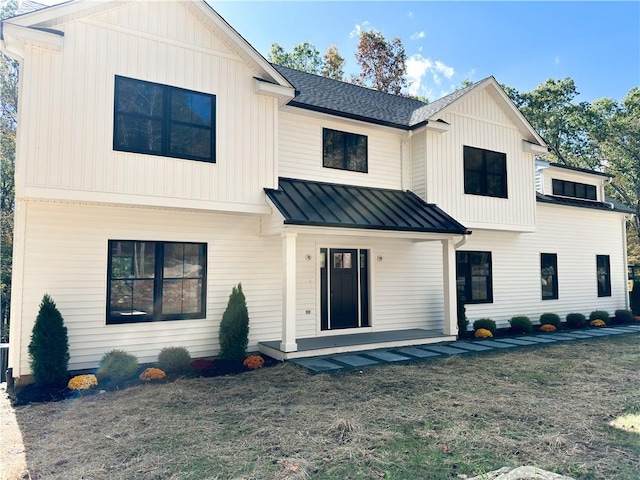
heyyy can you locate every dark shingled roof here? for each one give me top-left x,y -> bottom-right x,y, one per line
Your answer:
536,193 -> 633,213
265,178 -> 470,234
272,64 -> 486,130
16,0 -> 48,16
548,162 -> 614,178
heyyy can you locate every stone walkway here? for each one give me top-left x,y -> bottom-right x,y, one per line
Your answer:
291,325 -> 640,373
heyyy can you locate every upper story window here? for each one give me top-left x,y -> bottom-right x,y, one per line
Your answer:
323,128 -> 368,173
463,146 -> 507,198
107,240 -> 207,324
114,76 -> 216,163
456,251 -> 493,304
552,179 -> 597,201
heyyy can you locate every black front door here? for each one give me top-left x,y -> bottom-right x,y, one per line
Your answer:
329,249 -> 359,329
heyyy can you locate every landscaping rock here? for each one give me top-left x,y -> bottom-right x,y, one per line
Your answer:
467,466 -> 575,480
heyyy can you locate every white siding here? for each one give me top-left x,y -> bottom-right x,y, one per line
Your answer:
14,201 -> 282,374
18,1 -> 277,212
279,111 -> 403,189
543,167 -> 606,202
462,203 -> 628,328
424,87 -> 537,231
411,129 -> 426,199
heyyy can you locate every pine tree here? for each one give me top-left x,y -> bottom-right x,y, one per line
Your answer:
28,294 -> 69,385
218,284 -> 249,361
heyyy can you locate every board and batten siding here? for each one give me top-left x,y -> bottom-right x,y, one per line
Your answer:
278,111 -> 404,189
13,201 -> 282,375
293,235 -> 445,339
410,128 -> 426,199
423,87 -> 537,231
17,1 -> 277,213
461,203 -> 628,328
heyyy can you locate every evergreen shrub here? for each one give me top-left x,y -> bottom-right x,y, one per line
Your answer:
509,316 -> 533,334
219,284 -> 250,361
158,346 -> 192,374
566,313 -> 587,329
472,318 -> 496,335
539,312 -> 561,329
97,349 -> 139,381
28,294 -> 70,386
589,310 -> 610,323
613,309 -> 633,324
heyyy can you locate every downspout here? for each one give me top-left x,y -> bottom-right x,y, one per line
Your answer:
454,234 -> 470,249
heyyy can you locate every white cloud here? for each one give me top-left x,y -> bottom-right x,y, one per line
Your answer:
434,61 -> 455,79
406,54 -> 458,99
406,54 -> 433,96
407,11 -> 414,18
349,21 -> 371,38
555,56 -> 560,65
432,73 -> 441,85
410,31 -> 426,40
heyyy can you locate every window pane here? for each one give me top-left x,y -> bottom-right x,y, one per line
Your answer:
586,185 -> 597,200
343,253 -> 352,268
132,279 -> 154,315
110,279 -> 133,315
465,171 -> 483,195
485,152 -> 505,174
133,243 -> 156,278
183,244 -> 204,277
170,124 -> 212,159
116,78 -> 163,116
471,276 -> 488,301
346,134 -> 367,172
115,116 -> 163,153
162,279 -> 183,314
171,90 -> 212,126
552,179 -> 563,195
323,129 -> 344,169
486,173 -> 505,197
464,147 -> 483,171
333,252 -> 343,269
164,243 -> 185,278
182,279 -> 202,314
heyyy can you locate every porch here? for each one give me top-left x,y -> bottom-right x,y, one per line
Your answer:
258,328 -> 456,360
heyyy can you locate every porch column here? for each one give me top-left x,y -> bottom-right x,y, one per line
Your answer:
281,231 -> 298,352
441,239 -> 458,336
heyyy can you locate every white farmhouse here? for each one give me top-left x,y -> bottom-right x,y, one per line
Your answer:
1,0 -> 631,383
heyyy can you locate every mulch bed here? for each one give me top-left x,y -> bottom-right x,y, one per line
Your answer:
10,354 -> 278,406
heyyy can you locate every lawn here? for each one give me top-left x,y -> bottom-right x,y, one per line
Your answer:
3,335 -> 640,480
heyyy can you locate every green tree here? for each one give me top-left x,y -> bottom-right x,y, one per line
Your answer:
28,294 -> 70,386
354,29 -> 408,95
322,44 -> 345,81
0,0 -> 18,343
218,283 -> 249,361
268,41 -> 323,75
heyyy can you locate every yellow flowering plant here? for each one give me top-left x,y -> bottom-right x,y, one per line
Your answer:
540,324 -> 556,332
67,374 -> 98,391
243,355 -> 265,369
590,319 -> 606,327
474,328 -> 493,339
139,367 -> 166,381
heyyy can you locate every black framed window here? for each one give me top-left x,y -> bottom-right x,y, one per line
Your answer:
464,146 -> 507,198
107,240 -> 207,324
541,253 -> 558,300
596,255 -> 611,297
323,128 -> 368,173
552,179 -> 597,200
114,76 -> 216,162
456,251 -> 493,304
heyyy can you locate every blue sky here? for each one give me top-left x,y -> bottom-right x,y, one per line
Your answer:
36,1 -> 639,103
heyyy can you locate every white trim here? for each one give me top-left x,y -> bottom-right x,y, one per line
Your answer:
425,121 -> 450,133
285,225 -> 460,241
281,232 -> 298,352
0,23 -> 63,58
253,78 -> 295,105
523,140 -> 548,155
441,239 -> 458,336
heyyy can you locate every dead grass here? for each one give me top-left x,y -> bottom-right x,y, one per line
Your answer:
4,335 -> 640,480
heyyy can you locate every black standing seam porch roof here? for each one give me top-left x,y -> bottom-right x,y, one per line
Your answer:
265,178 -> 470,235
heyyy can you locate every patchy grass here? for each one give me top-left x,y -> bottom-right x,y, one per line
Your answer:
4,335 -> 640,480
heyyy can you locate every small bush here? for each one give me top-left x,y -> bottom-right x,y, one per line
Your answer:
157,347 -> 192,374
67,374 -> 98,391
589,310 -> 610,323
473,318 -> 496,335
613,309 -> 633,324
243,355 -> 265,369
28,294 -> 70,386
540,324 -> 556,332
139,368 -> 166,381
590,319 -> 606,328
190,358 -> 215,373
474,328 -> 493,338
509,316 -> 533,334
566,313 -> 587,329
98,349 -> 139,381
219,283 -> 250,361
539,312 -> 561,329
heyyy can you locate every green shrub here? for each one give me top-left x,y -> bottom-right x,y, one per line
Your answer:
566,313 -> 587,329
472,318 -> 496,335
589,310 -> 610,323
97,349 -> 139,381
613,309 -> 633,324
539,312 -> 561,329
509,316 -> 533,334
219,283 -> 250,361
457,297 -> 468,339
28,294 -> 70,386
158,346 -> 192,374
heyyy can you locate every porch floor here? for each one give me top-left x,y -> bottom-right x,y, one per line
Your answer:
258,328 -> 456,360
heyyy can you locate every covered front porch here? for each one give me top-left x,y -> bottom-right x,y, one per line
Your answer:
261,178 -> 470,361
258,328 -> 456,360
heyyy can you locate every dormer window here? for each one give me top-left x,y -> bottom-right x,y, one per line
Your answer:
463,146 -> 507,198
552,179 -> 596,201
323,128 -> 368,173
114,76 -> 216,163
